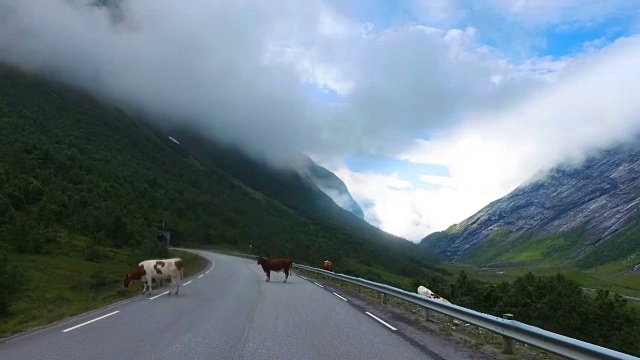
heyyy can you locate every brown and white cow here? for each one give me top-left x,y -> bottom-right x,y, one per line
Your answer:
256,256 -> 292,283
417,285 -> 450,304
322,260 -> 333,272
124,258 -> 184,295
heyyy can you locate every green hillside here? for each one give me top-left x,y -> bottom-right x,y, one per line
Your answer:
0,65 -> 446,331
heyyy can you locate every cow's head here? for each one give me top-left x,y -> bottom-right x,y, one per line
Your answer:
256,256 -> 266,265
123,265 -> 146,288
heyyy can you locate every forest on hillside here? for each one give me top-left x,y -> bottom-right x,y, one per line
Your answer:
0,66 -> 445,315
413,271 -> 640,356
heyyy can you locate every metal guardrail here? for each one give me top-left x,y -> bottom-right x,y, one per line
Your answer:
292,263 -> 639,360
223,252 -> 638,359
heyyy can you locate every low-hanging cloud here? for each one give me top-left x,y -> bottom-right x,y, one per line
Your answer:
0,0 -> 548,167
389,35 -> 640,240
4,1 -> 640,242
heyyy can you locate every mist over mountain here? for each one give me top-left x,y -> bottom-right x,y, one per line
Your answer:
420,136 -> 640,272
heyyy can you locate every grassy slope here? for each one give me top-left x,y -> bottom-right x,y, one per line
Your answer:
425,217 -> 640,299
0,65 -> 443,273
442,259 -> 640,302
0,65 -> 447,335
460,228 -> 586,267
1,238 -> 207,338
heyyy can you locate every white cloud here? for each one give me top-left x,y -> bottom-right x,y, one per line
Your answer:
418,175 -> 456,188
412,0 -> 466,27
341,34 -> 640,241
332,166 -> 492,241
0,0 -> 539,166
2,1 -> 640,242
488,0 -> 637,28
407,0 -> 639,60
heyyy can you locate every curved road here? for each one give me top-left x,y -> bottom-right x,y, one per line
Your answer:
0,250 -> 480,360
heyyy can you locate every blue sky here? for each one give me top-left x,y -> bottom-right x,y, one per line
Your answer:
323,0 -> 640,192
344,155 -> 449,188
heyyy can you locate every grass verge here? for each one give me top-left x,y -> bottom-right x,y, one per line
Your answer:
0,243 -> 207,339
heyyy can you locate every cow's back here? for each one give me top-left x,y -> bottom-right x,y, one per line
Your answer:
263,258 -> 290,270
139,258 -> 183,279
274,258 -> 292,270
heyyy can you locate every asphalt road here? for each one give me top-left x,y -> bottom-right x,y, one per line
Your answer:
0,250 -> 478,360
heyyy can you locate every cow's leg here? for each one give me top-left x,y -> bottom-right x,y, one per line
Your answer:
147,277 -> 154,295
173,275 -> 180,295
284,267 -> 289,283
266,270 -> 270,282
141,278 -> 149,294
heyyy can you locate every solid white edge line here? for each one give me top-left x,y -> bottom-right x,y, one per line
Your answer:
365,312 -> 397,331
149,291 -> 170,300
62,311 -> 120,333
299,276 -> 308,280
333,292 -> 348,301
313,282 -> 323,288
198,274 -> 204,279
183,280 -> 193,286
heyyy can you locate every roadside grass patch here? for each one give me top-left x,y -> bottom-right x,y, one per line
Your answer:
0,237 -> 207,339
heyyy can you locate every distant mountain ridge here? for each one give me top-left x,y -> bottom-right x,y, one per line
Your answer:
156,131 -> 365,219
294,155 -> 365,219
420,137 -> 640,270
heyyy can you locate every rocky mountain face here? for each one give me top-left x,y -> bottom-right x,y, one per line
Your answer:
420,138 -> 640,264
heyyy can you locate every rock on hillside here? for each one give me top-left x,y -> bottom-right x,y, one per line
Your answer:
420,138 -> 640,262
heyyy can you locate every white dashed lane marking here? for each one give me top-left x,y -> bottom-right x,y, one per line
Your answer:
297,274 -> 395,332
197,274 -> 204,279
61,311 -> 120,333
365,312 -> 397,331
333,292 -> 348,301
149,291 -> 170,300
183,280 -> 193,286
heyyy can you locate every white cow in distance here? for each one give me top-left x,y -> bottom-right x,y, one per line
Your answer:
124,258 -> 184,295
417,285 -> 451,304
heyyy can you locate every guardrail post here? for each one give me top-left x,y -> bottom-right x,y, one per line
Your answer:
502,313 -> 514,355
382,293 -> 388,305
246,262 -> 639,360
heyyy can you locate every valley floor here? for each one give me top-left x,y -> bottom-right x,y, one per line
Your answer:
443,261 -> 640,306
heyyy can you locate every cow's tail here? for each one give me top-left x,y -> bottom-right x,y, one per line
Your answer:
180,266 -> 184,280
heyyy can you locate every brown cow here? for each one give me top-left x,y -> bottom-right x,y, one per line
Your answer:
256,256 -> 292,283
322,260 -> 333,272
